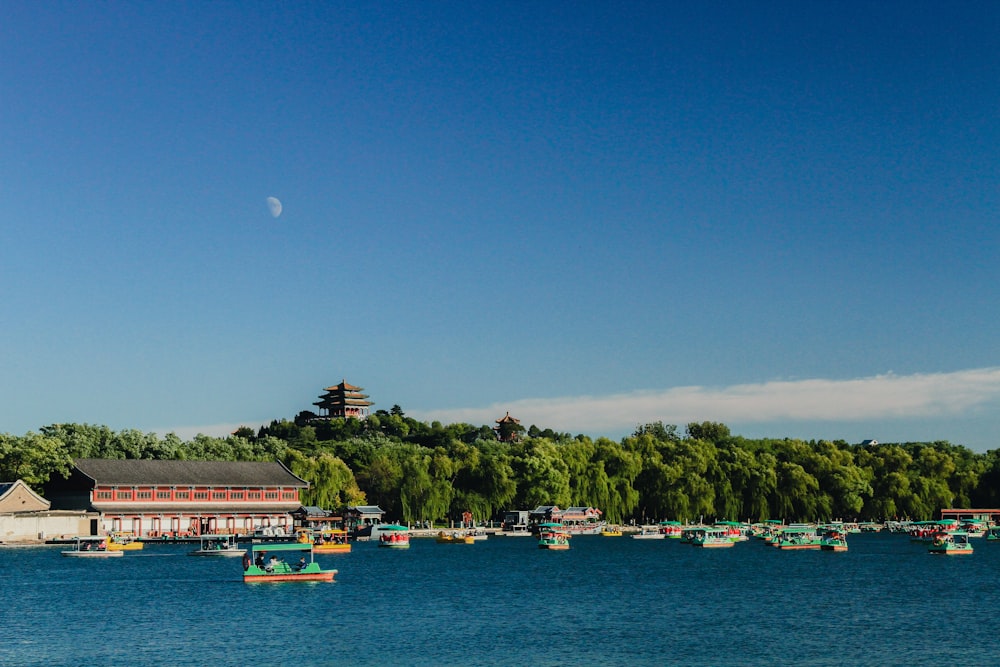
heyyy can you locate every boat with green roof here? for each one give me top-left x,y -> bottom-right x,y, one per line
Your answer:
928,531 -> 973,555
537,523 -> 570,550
377,524 -> 411,549
242,542 -> 337,582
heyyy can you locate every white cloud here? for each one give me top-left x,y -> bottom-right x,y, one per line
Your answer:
410,367 -> 1000,434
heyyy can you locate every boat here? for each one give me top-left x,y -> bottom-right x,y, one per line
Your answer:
468,528 -> 489,541
689,527 -> 736,548
600,526 -> 622,537
189,534 -> 245,557
311,528 -> 352,553
819,529 -> 849,552
537,523 -> 570,550
960,520 -> 987,538
377,524 -> 411,549
658,521 -> 683,538
774,526 -> 822,550
436,530 -> 475,544
632,526 -> 666,540
986,526 -> 1000,541
928,531 -> 973,555
61,536 -> 123,558
242,542 -> 337,582
106,531 -> 143,551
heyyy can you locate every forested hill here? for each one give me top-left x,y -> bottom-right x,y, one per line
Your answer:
3,409 -> 998,524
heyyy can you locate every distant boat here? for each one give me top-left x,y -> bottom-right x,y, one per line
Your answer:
107,531 -> 143,551
537,523 -> 570,550
377,524 -> 411,549
436,531 -> 475,544
819,530 -> 848,552
689,527 -> 735,548
631,527 -> 665,540
61,536 -> 122,558
189,534 -> 245,557
928,531 -> 973,555
773,526 -> 822,550
600,527 -> 622,537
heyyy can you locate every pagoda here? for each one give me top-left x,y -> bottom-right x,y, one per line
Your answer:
313,380 -> 374,420
494,411 -> 522,442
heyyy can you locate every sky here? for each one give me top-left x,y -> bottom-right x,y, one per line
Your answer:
2,2 -> 998,450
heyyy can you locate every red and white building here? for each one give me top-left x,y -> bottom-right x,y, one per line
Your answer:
44,458 -> 308,537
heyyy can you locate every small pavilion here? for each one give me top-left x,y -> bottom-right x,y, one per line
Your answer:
494,412 -> 522,442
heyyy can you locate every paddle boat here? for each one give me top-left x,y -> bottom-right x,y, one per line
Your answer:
377,524 -> 411,549
311,528 -> 352,553
61,536 -> 122,558
690,527 -> 736,548
106,531 -> 143,551
600,526 -> 623,537
658,521 -> 683,538
986,526 -> 1000,541
928,531 -> 973,555
819,529 -> 849,552
242,542 -> 337,582
436,530 -> 475,544
960,520 -> 987,538
189,533 -> 244,557
537,523 -> 570,550
632,526 -> 666,540
773,526 -> 822,550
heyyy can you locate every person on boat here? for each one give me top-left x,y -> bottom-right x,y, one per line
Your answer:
255,552 -> 266,568
295,557 -> 307,571
266,555 -> 280,572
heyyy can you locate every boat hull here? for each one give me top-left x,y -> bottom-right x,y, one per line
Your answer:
189,549 -> 246,557
61,550 -> 123,557
313,544 -> 352,553
243,570 -> 337,582
538,543 -> 570,550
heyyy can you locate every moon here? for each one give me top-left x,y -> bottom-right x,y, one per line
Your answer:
266,196 -> 282,218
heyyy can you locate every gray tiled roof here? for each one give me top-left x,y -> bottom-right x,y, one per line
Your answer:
73,459 -> 308,487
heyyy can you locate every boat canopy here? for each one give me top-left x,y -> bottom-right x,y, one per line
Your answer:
380,524 -> 408,531
249,542 -> 315,554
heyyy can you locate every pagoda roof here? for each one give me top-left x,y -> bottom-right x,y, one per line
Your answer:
72,459 -> 308,487
495,411 -> 520,424
323,379 -> 365,392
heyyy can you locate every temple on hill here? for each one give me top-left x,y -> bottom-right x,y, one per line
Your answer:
494,412 -> 522,442
313,380 -> 374,420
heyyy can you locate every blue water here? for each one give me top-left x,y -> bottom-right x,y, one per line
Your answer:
1,533 -> 998,666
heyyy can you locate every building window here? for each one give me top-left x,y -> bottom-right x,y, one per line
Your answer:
231,492 -> 245,500
116,491 -> 132,500
175,491 -> 190,500
96,491 -> 112,500
156,491 -> 171,500
212,491 -> 227,500
283,491 -> 297,500
137,491 -> 152,500
193,492 -> 209,500
264,492 -> 278,500
248,492 -> 261,500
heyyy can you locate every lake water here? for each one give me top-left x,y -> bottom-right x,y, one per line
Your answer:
1,533 -> 998,666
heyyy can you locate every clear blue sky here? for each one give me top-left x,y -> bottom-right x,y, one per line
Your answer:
2,2 -> 998,449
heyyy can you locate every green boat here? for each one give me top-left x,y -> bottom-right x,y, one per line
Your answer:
928,531 -> 973,555
773,526 -> 822,550
537,523 -> 570,550
242,542 -> 337,582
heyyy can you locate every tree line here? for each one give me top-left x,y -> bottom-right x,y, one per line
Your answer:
3,408 -> 999,524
